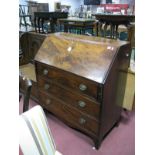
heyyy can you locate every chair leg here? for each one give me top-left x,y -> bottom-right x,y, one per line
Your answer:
19,93 -> 22,101
23,17 -> 28,31
23,85 -> 31,112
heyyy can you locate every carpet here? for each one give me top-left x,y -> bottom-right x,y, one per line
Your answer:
19,99 -> 135,155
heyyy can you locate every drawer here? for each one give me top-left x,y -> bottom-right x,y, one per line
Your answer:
35,62 -> 99,100
38,91 -> 99,135
38,77 -> 100,120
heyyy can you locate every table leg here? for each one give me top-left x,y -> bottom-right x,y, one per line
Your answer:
112,25 -> 115,39
64,24 -> 68,32
110,23 -> 113,38
104,24 -> 108,38
91,28 -> 93,36
115,25 -> 118,39
127,24 -> 135,43
59,22 -> 62,32
96,22 -> 98,36
34,17 -> 37,32
41,18 -> 44,33
37,17 -> 40,33
83,28 -> 85,35
50,18 -> 55,33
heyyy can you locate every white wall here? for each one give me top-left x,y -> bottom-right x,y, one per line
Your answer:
19,0 -> 27,5
20,0 -> 82,12
30,0 -> 54,11
60,0 -> 81,13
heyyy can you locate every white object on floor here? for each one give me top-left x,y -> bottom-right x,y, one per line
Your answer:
19,105 -> 62,155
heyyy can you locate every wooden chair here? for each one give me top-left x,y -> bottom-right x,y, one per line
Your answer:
19,5 -> 32,30
19,73 -> 32,112
19,32 -> 33,113
19,32 -> 25,63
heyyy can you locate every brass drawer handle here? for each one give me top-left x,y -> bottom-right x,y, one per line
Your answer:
44,84 -> 50,90
46,99 -> 51,105
79,118 -> 86,125
79,84 -> 87,91
78,101 -> 86,108
43,69 -> 48,75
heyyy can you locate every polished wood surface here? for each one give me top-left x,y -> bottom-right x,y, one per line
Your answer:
39,91 -> 99,135
94,14 -> 135,23
36,62 -> 98,99
34,32 -> 131,149
37,76 -> 100,119
35,32 -> 130,83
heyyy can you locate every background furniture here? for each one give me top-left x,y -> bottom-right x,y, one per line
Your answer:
34,12 -> 68,33
19,105 -> 62,155
34,32 -> 131,149
58,17 -> 97,35
27,1 -> 49,26
19,32 -> 47,102
19,5 -> 32,30
93,14 -> 135,40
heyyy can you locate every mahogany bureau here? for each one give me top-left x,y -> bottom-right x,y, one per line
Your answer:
34,32 -> 131,149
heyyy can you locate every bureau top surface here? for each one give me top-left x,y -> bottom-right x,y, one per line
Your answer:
35,32 -> 129,83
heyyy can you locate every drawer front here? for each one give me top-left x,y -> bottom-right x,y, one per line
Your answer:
38,91 -> 99,135
38,77 -> 100,119
36,62 -> 98,99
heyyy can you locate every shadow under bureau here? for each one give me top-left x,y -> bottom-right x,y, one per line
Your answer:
33,32 -> 131,149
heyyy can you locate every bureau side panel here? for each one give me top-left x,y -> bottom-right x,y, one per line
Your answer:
100,44 -> 131,138
28,33 -> 46,62
20,32 -> 46,65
